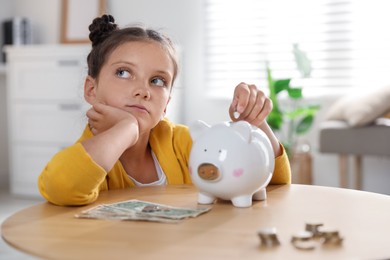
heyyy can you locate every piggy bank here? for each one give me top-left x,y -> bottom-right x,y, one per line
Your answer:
189,120 -> 274,208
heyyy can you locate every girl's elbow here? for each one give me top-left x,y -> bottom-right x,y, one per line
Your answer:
39,180 -> 98,206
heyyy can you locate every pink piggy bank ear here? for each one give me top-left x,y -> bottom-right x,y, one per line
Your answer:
189,120 -> 211,141
230,121 -> 252,143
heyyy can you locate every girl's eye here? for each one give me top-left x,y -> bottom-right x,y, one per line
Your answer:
151,77 -> 166,87
116,68 -> 131,78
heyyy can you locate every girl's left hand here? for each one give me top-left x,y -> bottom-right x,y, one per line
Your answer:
229,82 -> 272,128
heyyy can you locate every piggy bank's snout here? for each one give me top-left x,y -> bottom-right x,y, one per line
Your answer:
198,163 -> 220,181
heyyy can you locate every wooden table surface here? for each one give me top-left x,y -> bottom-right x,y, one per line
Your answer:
2,184 -> 390,260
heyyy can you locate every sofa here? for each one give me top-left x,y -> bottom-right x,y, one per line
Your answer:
318,85 -> 390,189
319,119 -> 390,189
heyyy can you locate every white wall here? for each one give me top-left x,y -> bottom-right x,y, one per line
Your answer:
13,0 -> 62,44
0,0 -> 389,194
0,0 -> 13,20
0,0 -> 13,188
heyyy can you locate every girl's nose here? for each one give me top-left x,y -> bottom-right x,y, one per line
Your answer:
133,82 -> 151,100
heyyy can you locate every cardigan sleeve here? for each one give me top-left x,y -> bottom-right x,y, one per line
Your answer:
269,144 -> 291,184
38,127 -> 108,206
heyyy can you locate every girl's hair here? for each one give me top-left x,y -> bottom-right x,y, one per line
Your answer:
87,14 -> 179,85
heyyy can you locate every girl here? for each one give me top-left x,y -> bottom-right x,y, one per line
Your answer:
38,14 -> 291,206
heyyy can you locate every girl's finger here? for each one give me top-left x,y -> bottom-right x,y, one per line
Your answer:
232,82 -> 250,114
92,102 -> 106,113
250,97 -> 272,127
239,84 -> 257,119
86,107 -> 99,120
245,94 -> 264,122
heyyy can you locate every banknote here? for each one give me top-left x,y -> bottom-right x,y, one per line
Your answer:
75,199 -> 211,223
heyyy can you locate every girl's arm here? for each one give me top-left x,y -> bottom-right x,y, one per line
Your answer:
82,103 -> 139,171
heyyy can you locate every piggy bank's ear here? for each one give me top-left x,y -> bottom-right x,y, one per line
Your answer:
231,121 -> 252,143
189,120 -> 211,141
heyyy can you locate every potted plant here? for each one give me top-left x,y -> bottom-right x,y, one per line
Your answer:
266,44 -> 320,157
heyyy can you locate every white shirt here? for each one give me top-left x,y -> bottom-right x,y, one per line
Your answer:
128,151 -> 167,187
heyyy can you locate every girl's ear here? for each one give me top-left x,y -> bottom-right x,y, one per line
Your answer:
84,76 -> 97,105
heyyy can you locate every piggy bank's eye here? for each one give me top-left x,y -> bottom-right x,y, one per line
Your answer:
218,149 -> 222,153
204,149 -> 207,152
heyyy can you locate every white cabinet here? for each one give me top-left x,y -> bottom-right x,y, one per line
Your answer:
5,45 -> 91,197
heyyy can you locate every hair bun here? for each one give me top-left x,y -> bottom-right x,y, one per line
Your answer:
89,14 -> 118,47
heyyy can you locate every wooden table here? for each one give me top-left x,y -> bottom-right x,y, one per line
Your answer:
2,184 -> 390,259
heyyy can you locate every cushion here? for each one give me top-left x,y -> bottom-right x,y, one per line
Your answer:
325,85 -> 390,127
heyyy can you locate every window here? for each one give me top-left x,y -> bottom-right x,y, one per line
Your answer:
204,0 -> 390,98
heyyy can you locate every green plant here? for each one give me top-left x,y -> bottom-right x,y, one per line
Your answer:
266,45 -> 320,156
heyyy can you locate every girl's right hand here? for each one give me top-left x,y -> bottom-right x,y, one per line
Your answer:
87,103 -> 137,135
86,102 -> 140,149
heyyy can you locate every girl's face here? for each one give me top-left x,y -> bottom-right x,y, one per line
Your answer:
85,40 -> 174,132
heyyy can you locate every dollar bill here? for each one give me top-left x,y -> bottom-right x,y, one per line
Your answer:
75,199 -> 211,223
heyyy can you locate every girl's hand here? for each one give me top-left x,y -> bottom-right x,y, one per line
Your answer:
229,82 -> 272,128
87,102 -> 137,135
229,82 -> 282,157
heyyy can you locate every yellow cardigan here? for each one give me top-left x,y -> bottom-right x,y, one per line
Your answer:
38,119 -> 291,206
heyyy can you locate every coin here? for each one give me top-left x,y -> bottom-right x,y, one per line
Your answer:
291,230 -> 316,250
305,222 -> 324,237
291,230 -> 313,242
258,227 -> 281,247
233,111 -> 240,119
318,227 -> 343,245
292,240 -> 317,250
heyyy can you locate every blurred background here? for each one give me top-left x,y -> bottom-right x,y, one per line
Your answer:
1,0 -> 390,198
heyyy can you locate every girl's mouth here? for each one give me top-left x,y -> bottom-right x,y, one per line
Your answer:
127,104 -> 149,113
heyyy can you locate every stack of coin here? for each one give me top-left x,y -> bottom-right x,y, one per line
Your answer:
305,222 -> 324,238
318,226 -> 343,245
291,222 -> 343,250
291,230 -> 317,250
257,222 -> 343,251
257,227 -> 281,247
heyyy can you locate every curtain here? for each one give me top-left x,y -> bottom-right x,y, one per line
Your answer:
204,0 -> 390,97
